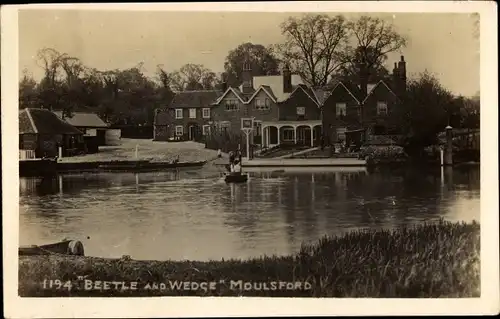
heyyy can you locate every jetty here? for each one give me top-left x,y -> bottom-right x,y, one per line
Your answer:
241,158 -> 367,167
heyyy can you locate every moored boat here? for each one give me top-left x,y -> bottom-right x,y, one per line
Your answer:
19,239 -> 85,256
224,173 -> 248,183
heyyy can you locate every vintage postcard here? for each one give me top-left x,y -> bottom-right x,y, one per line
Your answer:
2,1 -> 499,318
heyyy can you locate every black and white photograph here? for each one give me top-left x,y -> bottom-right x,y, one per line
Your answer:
2,2 -> 498,318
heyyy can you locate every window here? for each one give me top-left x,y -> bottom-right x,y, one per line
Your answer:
377,102 -> 388,116
225,99 -> 239,111
255,99 -> 270,110
253,121 -> 262,136
189,108 -> 196,119
175,109 -> 183,119
175,125 -> 184,136
283,128 -> 295,141
202,108 -> 210,119
336,103 -> 346,118
202,125 -> 211,136
337,127 -> 347,141
296,107 -> 305,115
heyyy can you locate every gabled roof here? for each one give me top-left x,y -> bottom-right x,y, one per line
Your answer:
282,84 -> 320,107
20,108 -> 83,135
362,80 -> 397,103
53,111 -> 108,128
312,88 -> 331,105
170,90 -> 223,108
252,74 -> 304,102
326,81 -> 363,104
245,85 -> 278,104
213,87 -> 247,104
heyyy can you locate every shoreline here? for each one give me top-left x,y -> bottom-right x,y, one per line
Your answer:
19,220 -> 480,297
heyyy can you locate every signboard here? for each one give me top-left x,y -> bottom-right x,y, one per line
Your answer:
240,118 -> 255,161
241,118 -> 254,131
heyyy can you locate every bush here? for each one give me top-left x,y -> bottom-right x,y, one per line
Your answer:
359,145 -> 408,160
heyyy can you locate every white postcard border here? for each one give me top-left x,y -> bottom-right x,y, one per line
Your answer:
2,1 -> 499,318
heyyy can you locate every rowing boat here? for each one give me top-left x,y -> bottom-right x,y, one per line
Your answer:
224,173 -> 248,183
19,239 -> 85,256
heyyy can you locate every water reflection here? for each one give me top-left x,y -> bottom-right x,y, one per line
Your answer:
19,167 -> 480,261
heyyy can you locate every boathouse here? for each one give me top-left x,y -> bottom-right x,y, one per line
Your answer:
53,111 -> 110,147
19,108 -> 85,159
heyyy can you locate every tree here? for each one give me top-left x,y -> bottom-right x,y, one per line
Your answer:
274,14 -> 349,87
19,70 -> 39,109
156,65 -> 176,106
400,71 -> 455,154
169,64 -> 219,91
224,42 -> 280,87
332,46 -> 390,85
342,16 -> 407,85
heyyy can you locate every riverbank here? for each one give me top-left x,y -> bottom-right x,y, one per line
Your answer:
19,220 -> 480,297
20,139 -> 224,176
58,138 -> 221,163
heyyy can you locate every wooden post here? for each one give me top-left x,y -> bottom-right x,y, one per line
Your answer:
58,146 -> 63,159
440,147 -> 444,166
135,144 -> 138,159
245,131 -> 250,161
444,126 -> 453,165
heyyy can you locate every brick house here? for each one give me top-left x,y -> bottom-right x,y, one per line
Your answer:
322,55 -> 407,146
211,62 -> 322,148
154,55 -> 407,149
153,90 -> 222,141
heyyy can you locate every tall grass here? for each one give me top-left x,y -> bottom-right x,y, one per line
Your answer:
19,220 -> 480,297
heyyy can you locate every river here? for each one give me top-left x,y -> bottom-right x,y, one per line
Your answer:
19,166 -> 480,261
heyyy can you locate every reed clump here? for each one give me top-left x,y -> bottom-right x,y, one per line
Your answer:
19,219 -> 480,297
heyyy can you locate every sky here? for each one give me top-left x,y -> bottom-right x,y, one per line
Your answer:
18,9 -> 480,96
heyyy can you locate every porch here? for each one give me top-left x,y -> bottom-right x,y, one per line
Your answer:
259,120 -> 322,148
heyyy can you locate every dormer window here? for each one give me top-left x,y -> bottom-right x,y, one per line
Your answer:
255,98 -> 270,110
377,102 -> 388,116
225,99 -> 239,111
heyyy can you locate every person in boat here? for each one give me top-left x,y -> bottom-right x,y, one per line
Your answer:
228,151 -> 235,172
217,149 -> 222,158
232,159 -> 242,175
236,149 -> 242,163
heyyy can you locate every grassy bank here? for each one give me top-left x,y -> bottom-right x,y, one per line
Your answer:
19,220 -> 480,297
58,138 -> 221,163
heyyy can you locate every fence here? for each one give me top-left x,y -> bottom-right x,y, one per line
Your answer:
19,150 -> 36,160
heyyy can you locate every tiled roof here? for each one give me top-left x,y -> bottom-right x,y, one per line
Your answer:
20,108 -> 83,135
361,80 -> 397,103
252,74 -> 304,102
53,111 -> 108,128
170,90 -> 223,108
313,88 -> 331,105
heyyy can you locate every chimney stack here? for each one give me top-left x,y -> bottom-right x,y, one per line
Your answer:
398,55 -> 407,94
359,61 -> 368,98
220,72 -> 227,92
242,57 -> 253,94
283,64 -> 292,93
